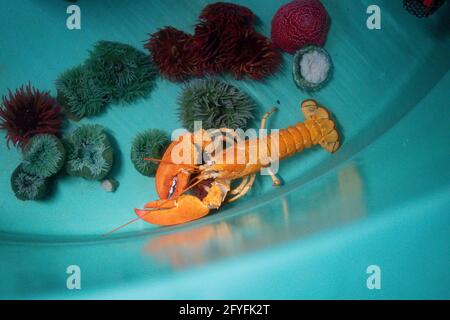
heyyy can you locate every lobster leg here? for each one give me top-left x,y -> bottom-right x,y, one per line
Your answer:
261,107 -> 278,129
227,174 -> 256,203
266,168 -> 281,186
260,107 -> 282,187
230,176 -> 249,195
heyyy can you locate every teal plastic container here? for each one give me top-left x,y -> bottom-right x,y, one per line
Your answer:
0,0 -> 449,299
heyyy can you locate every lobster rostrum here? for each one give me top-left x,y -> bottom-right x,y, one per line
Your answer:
134,99 -> 340,226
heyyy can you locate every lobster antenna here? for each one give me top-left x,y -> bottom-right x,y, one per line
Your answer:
183,178 -> 206,193
103,197 -> 175,237
104,180 -> 204,236
103,217 -> 141,236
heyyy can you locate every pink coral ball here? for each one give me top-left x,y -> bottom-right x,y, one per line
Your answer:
271,0 -> 330,54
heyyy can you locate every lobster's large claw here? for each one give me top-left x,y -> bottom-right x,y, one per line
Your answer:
155,141 -> 192,199
155,130 -> 209,199
135,195 -> 210,226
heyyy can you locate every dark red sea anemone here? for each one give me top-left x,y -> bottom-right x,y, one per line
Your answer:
193,21 -> 237,74
146,3 -> 280,82
271,0 -> 330,54
229,30 -> 281,80
0,84 -> 62,149
145,27 -> 201,81
199,2 -> 256,29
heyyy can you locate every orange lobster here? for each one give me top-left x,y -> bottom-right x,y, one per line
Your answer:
133,99 -> 340,227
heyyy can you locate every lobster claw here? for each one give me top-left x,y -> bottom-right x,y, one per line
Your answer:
155,130 -> 209,199
135,195 -> 210,226
155,140 -> 192,199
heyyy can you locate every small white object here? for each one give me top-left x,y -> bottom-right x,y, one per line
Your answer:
101,178 -> 117,192
300,50 -> 331,85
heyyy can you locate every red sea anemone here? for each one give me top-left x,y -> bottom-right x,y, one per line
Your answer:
229,30 -> 281,80
0,84 -> 62,149
193,21 -> 237,74
146,3 -> 280,81
145,27 -> 201,81
199,2 -> 256,29
271,0 -> 330,54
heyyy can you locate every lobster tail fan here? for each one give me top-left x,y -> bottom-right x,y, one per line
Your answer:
319,127 -> 340,153
301,99 -> 340,153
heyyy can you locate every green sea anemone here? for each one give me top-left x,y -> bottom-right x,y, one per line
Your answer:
11,165 -> 49,201
293,46 -> 333,92
85,41 -> 158,104
130,129 -> 170,177
64,124 -> 114,180
178,79 -> 255,131
22,134 -> 66,178
55,64 -> 108,121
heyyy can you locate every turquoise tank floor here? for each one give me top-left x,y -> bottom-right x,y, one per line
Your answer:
0,0 -> 449,299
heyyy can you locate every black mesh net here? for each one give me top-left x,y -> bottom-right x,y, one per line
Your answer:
403,0 -> 446,18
